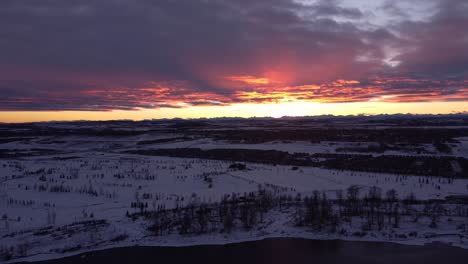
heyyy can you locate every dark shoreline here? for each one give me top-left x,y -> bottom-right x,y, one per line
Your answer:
15,238 -> 468,264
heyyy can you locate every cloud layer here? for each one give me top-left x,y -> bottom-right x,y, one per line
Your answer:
0,0 -> 467,111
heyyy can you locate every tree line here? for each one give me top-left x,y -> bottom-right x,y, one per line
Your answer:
127,185 -> 468,237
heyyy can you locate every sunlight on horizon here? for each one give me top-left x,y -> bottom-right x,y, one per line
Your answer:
1,101 -> 467,123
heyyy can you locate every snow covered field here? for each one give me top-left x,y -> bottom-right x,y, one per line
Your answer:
1,150 -> 468,262
1,118 -> 468,262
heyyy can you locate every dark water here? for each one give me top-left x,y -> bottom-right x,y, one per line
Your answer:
21,238 -> 468,264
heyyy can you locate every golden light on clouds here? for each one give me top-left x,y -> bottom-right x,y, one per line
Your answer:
225,76 -> 271,85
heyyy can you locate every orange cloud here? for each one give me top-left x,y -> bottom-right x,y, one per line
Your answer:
225,76 -> 271,85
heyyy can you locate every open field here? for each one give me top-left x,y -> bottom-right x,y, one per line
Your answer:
1,116 -> 468,262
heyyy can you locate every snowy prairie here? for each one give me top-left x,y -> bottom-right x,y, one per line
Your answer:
1,118 -> 468,262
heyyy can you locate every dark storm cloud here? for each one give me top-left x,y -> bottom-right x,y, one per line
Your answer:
309,0 -> 364,19
394,0 -> 468,78
0,0 -> 466,111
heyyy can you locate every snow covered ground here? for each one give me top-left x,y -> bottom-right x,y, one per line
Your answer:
1,122 -> 468,262
135,138 -> 443,156
1,151 -> 468,262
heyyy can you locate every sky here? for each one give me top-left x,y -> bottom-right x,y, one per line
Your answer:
0,0 -> 467,122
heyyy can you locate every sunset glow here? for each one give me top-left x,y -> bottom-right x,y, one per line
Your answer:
225,76 -> 272,85
0,0 -> 467,122
2,101 -> 467,123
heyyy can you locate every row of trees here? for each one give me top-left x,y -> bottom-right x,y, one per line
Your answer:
128,186 -> 468,237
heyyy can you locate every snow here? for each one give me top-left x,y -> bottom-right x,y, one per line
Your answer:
141,138 -> 443,157
0,131 -> 468,262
